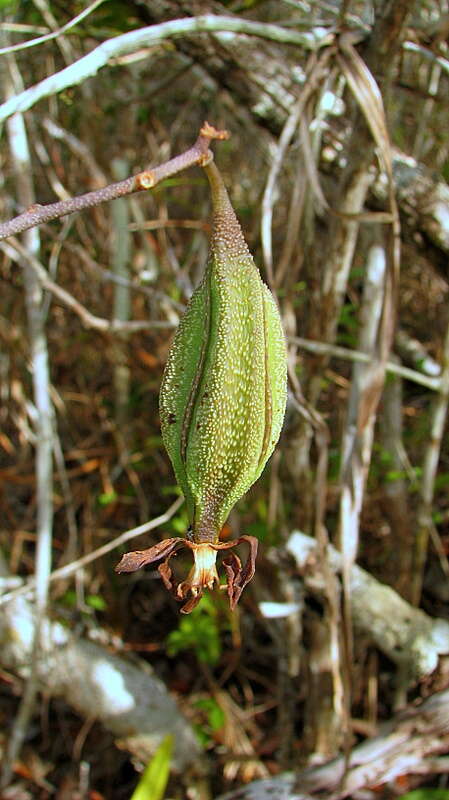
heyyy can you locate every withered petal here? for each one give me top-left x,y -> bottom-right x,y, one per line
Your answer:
115,535 -> 259,613
158,558 -> 175,592
223,535 -> 258,609
115,537 -> 183,573
180,592 -> 203,614
209,539 -> 244,551
222,551 -> 241,608
237,535 -> 258,584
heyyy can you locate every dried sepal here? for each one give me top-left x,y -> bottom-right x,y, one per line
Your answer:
222,535 -> 258,610
115,535 -> 258,614
114,538 -> 183,573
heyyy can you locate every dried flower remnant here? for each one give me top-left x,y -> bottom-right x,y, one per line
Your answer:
116,124 -> 287,613
116,534 -> 258,614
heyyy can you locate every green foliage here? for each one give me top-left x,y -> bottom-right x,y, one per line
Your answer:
193,697 -> 225,747
337,301 -> 358,347
385,467 -> 421,483
328,446 -> 341,480
369,443 -> 421,490
60,590 -> 107,612
246,518 -> 269,543
85,594 -> 107,611
166,594 -> 226,665
130,735 -> 172,800
220,0 -> 266,8
399,791 -> 449,800
83,0 -> 139,38
292,280 -> 306,309
442,158 -> 449,183
434,472 -> 449,490
97,490 -> 118,506
246,496 -> 282,547
170,507 -> 190,534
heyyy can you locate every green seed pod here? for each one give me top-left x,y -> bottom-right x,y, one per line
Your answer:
160,159 -> 286,538
116,156 -> 287,612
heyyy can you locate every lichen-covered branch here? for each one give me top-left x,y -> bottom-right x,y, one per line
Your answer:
0,591 -> 201,772
286,531 -> 449,682
217,688 -> 449,800
0,15 -> 329,125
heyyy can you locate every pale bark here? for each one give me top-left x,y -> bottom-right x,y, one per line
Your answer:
2,49 -> 54,788
0,15 -> 325,125
286,531 -> 449,682
339,243 -> 388,602
217,688 -> 449,800
111,157 -> 131,429
0,591 -> 201,772
413,308 -> 449,603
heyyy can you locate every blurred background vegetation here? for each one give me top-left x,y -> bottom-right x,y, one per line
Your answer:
2,0 -> 449,798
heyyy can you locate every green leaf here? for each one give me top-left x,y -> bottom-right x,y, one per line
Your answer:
98,490 -> 117,506
86,594 -> 107,611
166,594 -> 224,665
130,735 -> 173,800
171,511 -> 189,533
399,791 -> 449,800
194,698 -> 225,732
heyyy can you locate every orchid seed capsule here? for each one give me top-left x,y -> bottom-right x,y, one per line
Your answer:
116,156 -> 287,612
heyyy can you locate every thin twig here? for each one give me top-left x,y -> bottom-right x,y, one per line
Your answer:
30,0 -> 74,64
261,49 -> 333,285
0,123 -> 227,240
53,433 -> 78,564
290,336 -> 441,390
65,243 -> 183,309
111,157 -> 131,429
42,117 -> 107,186
0,238 -> 175,332
0,0 -> 107,56
339,242 -> 387,673
0,495 -> 184,607
403,40 -> 449,76
412,310 -> 449,603
1,52 -> 54,791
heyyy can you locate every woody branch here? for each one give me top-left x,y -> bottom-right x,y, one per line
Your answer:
0,122 -> 229,241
